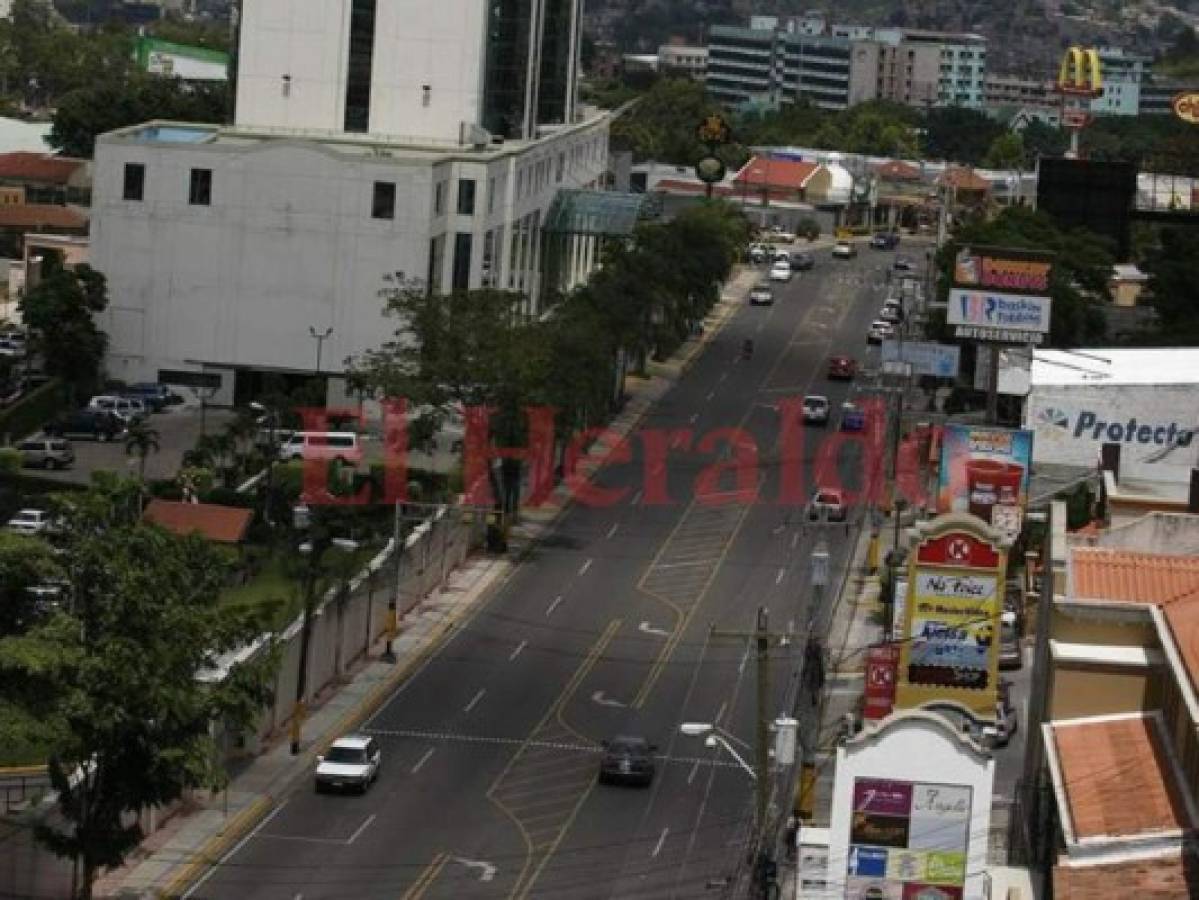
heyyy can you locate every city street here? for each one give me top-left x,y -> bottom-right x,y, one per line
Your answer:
184,245 -> 902,899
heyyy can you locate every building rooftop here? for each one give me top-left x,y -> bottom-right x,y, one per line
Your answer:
1070,547 -> 1199,606
1032,348 -> 1199,387
0,151 -> 86,185
875,159 -> 923,181
939,166 -> 991,191
0,117 -> 52,155
1054,852 -> 1198,899
0,204 -> 88,231
734,155 -> 822,192
1050,713 -> 1192,842
143,499 -> 253,544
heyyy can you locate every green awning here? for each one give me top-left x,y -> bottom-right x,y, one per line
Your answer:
542,190 -> 649,236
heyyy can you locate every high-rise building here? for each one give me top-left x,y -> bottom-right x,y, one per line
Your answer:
90,0 -> 610,404
705,24 -> 855,110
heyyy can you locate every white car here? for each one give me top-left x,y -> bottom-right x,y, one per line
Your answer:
6,509 -> 53,536
879,300 -> 902,324
832,241 -> 857,259
769,261 -> 792,282
749,282 -> 775,305
315,734 -> 381,793
867,320 -> 895,344
802,395 -> 830,426
87,395 -> 145,424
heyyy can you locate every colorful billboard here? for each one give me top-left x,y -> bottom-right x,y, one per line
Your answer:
937,425 -> 1033,537
949,246 -> 1053,340
947,289 -> 1051,334
846,777 -> 971,899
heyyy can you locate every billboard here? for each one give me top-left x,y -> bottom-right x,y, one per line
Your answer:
937,425 -> 1033,536
897,517 -> 1008,717
881,341 -> 961,378
947,289 -> 1051,334
846,777 -> 971,899
863,644 -> 901,720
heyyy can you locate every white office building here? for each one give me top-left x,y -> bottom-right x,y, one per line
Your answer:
91,0 -> 611,405
1093,47 -> 1150,117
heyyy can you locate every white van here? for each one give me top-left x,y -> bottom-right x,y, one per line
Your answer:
277,432 -> 363,465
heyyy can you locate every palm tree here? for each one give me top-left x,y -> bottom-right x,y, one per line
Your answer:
124,420 -> 161,481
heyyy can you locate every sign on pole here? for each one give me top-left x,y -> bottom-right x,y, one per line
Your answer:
881,341 -> 961,378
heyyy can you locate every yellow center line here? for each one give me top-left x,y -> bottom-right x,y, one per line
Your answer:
400,850 -> 449,900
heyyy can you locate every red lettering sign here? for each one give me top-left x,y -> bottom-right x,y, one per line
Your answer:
863,643 -> 900,720
915,531 -> 1001,569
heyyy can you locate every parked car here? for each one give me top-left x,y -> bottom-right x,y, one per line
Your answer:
790,250 -> 815,271
893,256 -> 916,271
772,246 -> 792,263
765,226 -> 796,243
277,431 -> 363,465
314,734 -> 381,793
124,382 -> 180,411
18,437 -> 74,470
983,681 -> 1019,747
0,338 -> 25,357
870,231 -> 900,250
807,487 -> 847,522
45,410 -> 126,442
769,261 -> 792,282
827,355 -> 857,380
6,509 -> 53,536
802,395 -> 830,426
879,300 -> 903,324
832,241 -> 857,259
841,402 -> 865,432
747,243 -> 770,264
999,614 -> 1023,670
749,281 -> 775,306
867,320 -> 895,344
598,735 -> 657,786
87,395 -> 145,424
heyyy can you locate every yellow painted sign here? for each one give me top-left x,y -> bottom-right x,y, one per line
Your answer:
1057,46 -> 1102,96
1173,92 -> 1199,125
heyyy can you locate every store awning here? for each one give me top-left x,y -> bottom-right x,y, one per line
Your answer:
542,189 -> 649,236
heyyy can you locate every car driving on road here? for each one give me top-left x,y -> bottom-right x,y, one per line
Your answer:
802,395 -> 830,426
749,281 -> 775,306
314,734 -> 381,793
769,261 -> 792,282
832,241 -> 857,259
789,250 -> 815,271
598,735 -> 657,786
867,320 -> 895,344
870,231 -> 899,250
807,487 -> 847,522
827,355 -> 857,380
840,402 -> 866,432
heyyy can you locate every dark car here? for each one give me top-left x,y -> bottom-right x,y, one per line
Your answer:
827,355 -> 857,380
790,250 -> 815,271
124,382 -> 182,411
45,410 -> 125,442
598,735 -> 657,786
870,231 -> 899,250
893,256 -> 916,272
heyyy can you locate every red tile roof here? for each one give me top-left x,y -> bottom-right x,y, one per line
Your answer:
1052,715 -> 1190,841
653,179 -> 734,197
144,499 -> 253,544
733,155 -> 821,192
876,160 -> 922,181
940,166 -> 991,192
1071,548 -> 1199,606
0,203 -> 88,231
0,152 -> 85,185
1054,853 -> 1197,899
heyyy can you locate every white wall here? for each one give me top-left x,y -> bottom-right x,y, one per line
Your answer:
828,714 -> 995,900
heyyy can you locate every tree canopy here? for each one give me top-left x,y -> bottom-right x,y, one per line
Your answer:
19,256 -> 109,402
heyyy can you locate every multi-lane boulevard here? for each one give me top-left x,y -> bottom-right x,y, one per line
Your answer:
187,243 -> 901,899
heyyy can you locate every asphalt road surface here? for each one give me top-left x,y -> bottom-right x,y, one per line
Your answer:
185,245 -> 904,900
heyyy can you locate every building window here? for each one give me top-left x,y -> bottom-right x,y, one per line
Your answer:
123,163 -> 145,202
188,168 -> 212,206
457,178 -> 476,215
556,153 -> 565,182
344,0 -> 378,133
372,181 -> 396,219
434,181 -> 445,215
487,177 -> 496,215
427,234 -> 445,294
451,232 -> 472,291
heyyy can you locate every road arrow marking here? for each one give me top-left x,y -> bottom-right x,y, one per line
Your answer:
639,621 -> 670,638
592,691 -> 625,708
452,858 -> 497,882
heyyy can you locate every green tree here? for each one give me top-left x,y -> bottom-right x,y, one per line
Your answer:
124,420 -> 161,482
609,77 -> 726,164
983,132 -> 1026,170
0,532 -> 64,636
924,107 -> 1006,166
1142,225 -> 1199,342
49,74 -> 229,158
18,257 -> 108,403
1020,120 -> 1068,164
0,484 -> 273,899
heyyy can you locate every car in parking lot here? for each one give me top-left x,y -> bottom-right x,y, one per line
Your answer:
870,231 -> 900,250
6,509 -> 53,536
769,261 -> 792,282
18,437 -> 74,470
123,382 -> 181,412
867,320 -> 895,344
827,355 -> 857,380
598,735 -> 657,786
45,410 -> 126,442
840,401 -> 865,431
807,487 -> 847,521
893,256 -> 915,271
87,395 -> 146,424
314,734 -> 381,793
790,250 -> 815,271
802,395 -> 830,426
832,241 -> 857,259
748,243 -> 770,264
749,281 -> 775,306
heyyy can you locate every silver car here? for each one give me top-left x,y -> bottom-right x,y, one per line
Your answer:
19,438 -> 74,470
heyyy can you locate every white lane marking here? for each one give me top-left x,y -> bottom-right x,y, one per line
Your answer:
578,558 -> 593,576
716,700 -> 728,723
738,643 -> 751,675
509,640 -> 527,661
346,814 -> 376,845
181,801 -> 288,898
706,390 -> 715,400
606,522 -> 619,539
791,532 -> 800,550
631,490 -> 643,505
687,760 -> 700,784
591,690 -> 626,708
412,747 -> 435,773
464,689 -> 486,713
639,621 -> 671,637
776,567 -> 786,585
652,827 -> 670,857
546,595 -> 564,616
452,858 -> 498,882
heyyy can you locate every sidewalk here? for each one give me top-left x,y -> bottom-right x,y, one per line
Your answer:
99,269 -> 758,899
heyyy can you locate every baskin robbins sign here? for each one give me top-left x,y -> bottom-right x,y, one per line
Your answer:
949,246 -> 1053,342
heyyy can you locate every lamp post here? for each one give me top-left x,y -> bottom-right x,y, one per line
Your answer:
309,325 -> 333,373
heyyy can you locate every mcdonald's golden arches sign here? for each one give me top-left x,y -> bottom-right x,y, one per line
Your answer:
1057,46 -> 1102,96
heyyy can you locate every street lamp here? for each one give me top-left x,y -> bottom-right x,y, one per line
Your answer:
308,325 -> 333,373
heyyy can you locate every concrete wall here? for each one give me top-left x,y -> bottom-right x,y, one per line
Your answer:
1049,664 -> 1157,720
